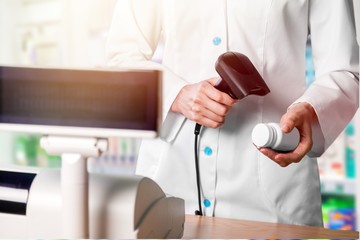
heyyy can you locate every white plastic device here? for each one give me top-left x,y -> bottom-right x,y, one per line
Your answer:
0,167 -> 185,239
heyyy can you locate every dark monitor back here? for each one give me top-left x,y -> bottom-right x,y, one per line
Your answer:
0,66 -> 161,138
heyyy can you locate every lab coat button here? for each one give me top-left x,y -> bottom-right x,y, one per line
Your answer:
204,199 -> 211,208
212,36 -> 222,46
204,146 -> 213,156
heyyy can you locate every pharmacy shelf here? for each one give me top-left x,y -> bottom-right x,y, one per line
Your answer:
355,110 -> 360,231
320,177 -> 356,196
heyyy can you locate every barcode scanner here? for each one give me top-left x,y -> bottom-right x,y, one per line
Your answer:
194,52 -> 270,216
214,51 -> 270,98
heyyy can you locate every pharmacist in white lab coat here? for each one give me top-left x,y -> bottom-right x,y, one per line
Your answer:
106,0 -> 359,226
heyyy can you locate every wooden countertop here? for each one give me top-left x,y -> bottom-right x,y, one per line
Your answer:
183,215 -> 359,239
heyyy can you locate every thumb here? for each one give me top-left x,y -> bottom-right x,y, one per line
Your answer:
280,113 -> 295,133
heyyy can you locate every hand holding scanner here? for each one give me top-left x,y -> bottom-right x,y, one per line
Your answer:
194,51 -> 270,216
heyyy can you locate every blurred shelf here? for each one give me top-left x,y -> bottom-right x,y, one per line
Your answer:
320,177 -> 356,196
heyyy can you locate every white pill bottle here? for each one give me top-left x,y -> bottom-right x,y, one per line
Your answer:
251,123 -> 300,152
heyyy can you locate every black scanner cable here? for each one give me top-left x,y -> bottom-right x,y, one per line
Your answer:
194,123 -> 203,216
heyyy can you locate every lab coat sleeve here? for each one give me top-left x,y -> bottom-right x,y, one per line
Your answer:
293,0 -> 359,157
355,0 -> 360,46
105,0 -> 187,143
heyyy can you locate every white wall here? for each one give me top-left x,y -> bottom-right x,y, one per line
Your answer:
0,0 -> 118,166
62,0 -> 117,67
0,0 -> 19,65
0,0 -> 117,67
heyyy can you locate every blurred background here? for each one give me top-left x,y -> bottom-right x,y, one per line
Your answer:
0,0 -> 358,231
0,0 -> 140,175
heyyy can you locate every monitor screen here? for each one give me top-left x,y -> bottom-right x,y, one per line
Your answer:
0,66 -> 161,138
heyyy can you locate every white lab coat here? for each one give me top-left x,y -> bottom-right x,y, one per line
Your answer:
106,0 -> 359,226
355,0 -> 360,49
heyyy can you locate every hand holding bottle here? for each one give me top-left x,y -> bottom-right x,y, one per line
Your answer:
254,102 -> 317,167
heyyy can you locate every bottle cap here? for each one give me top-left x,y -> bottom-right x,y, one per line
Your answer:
251,123 -> 274,147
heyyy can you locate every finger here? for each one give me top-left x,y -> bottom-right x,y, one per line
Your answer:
203,99 -> 232,117
196,115 -> 224,128
259,148 -> 292,167
208,88 -> 237,106
205,79 -> 237,106
259,148 -> 277,160
292,138 -> 312,160
274,135 -> 311,165
192,88 -> 232,117
274,151 -> 302,165
207,77 -> 222,86
190,104 -> 226,124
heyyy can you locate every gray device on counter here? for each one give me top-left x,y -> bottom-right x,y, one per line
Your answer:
0,167 -> 184,239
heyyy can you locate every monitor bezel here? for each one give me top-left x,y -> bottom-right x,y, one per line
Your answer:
0,65 -> 162,138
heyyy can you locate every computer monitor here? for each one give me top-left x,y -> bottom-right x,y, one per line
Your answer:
0,66 -> 161,138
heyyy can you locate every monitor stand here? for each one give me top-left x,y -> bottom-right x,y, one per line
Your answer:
40,136 -> 108,239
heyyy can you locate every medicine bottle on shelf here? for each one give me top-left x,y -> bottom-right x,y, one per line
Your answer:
251,123 -> 300,152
